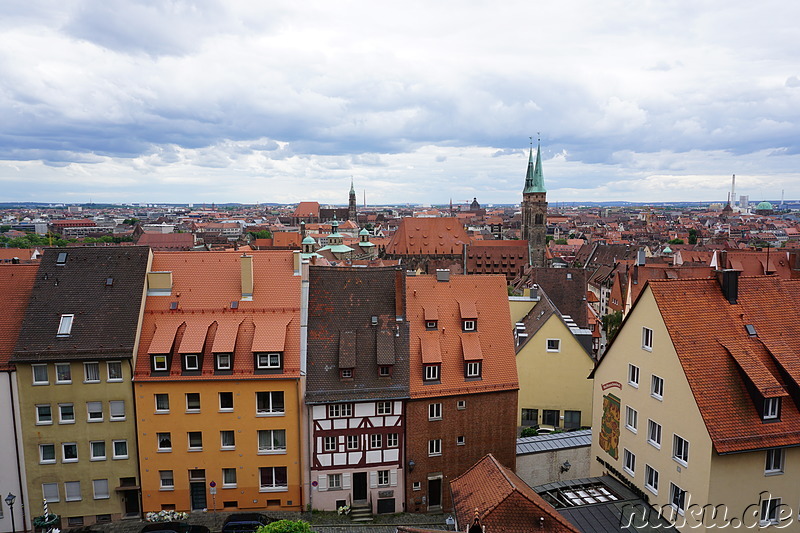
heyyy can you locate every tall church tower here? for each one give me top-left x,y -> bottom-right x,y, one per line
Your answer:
348,177 -> 357,222
521,139 -> 548,267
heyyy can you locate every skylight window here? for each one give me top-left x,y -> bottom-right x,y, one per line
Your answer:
57,314 -> 74,337
56,252 -> 68,265
745,324 -> 757,337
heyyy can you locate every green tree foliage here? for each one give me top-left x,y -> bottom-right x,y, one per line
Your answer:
248,230 -> 273,239
123,218 -> 140,225
0,232 -> 72,248
601,310 -> 624,343
554,238 -> 568,245
667,238 -> 684,245
256,520 -> 312,533
687,229 -> 698,245
520,427 -> 538,438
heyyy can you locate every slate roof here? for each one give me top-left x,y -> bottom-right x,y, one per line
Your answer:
407,274 -> 518,399
647,276 -> 800,453
12,246 -> 150,362
521,268 -> 590,329
305,266 -> 410,403
0,264 -> 38,370
517,429 -> 592,455
133,250 -> 301,381
385,217 -> 469,256
450,454 -> 580,533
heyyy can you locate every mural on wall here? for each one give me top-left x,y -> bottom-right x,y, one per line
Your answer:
599,393 -> 620,460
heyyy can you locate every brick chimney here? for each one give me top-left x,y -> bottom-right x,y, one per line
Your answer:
240,253 -> 253,300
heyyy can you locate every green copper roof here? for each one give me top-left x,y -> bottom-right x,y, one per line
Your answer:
523,142 -> 546,194
359,228 -> 370,235
756,201 -> 773,210
302,236 -> 316,245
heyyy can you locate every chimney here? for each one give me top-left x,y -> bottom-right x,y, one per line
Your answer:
436,269 -> 450,282
636,249 -> 646,266
395,266 -> 406,321
716,269 -> 739,304
716,250 -> 728,271
240,253 -> 253,300
293,250 -> 301,276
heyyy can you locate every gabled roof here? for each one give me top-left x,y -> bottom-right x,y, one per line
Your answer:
407,275 -> 518,398
292,201 -> 320,218
137,232 -> 195,250
385,217 -> 469,256
450,454 -> 579,533
0,264 -> 38,370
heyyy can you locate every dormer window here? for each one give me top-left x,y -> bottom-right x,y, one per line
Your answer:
152,355 -> 168,372
57,314 -> 74,337
378,365 -> 392,377
763,397 -> 781,421
426,320 -> 438,330
215,353 -> 231,371
463,320 -> 476,332
256,352 -> 281,370
340,368 -> 353,379
424,364 -> 440,381
466,361 -> 481,378
183,354 -> 200,371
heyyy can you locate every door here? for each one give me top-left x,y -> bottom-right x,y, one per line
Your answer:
122,489 -> 140,516
190,482 -> 207,510
353,472 -> 368,502
427,478 -> 442,509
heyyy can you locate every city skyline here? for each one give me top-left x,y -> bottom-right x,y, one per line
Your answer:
1,1 -> 798,205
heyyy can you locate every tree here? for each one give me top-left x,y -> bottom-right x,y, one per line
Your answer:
667,238 -> 684,245
257,520 -> 312,533
123,218 -> 140,225
688,228 -> 698,245
554,238 -> 568,245
601,310 -> 624,343
520,427 -> 538,438
248,230 -> 272,240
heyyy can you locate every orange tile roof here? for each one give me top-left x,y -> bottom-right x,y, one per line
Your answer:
0,264 -> 38,370
385,217 -> 469,256
647,276 -> 800,453
252,316 -> 291,352
407,275 -> 518,398
292,201 -> 320,217
420,333 -> 442,364
178,320 -> 210,353
210,317 -> 243,353
461,335 -> 483,360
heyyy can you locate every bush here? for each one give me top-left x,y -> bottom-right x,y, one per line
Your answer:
256,520 -> 312,533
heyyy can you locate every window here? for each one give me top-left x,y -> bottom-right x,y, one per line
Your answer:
183,354 -> 200,371
623,449 -> 636,475
323,436 -> 337,452
216,353 -> 232,370
64,481 -> 82,501
340,368 -> 353,379
428,403 -> 442,420
258,429 -> 286,454
219,392 -> 234,411
186,393 -> 201,412
424,365 -> 440,381
153,355 -> 168,371
642,327 -> 653,350
36,404 -> 52,425
387,433 -> 399,448
463,320 -> 476,331
428,439 -> 442,457
377,470 -> 389,486
110,400 -> 125,421
256,352 -> 281,369
87,401 -> 103,421
259,466 -> 288,491
157,432 -> 172,451
256,391 -> 285,415
456,436 -> 465,446
673,435 -> 689,466
370,434 -> 382,449
107,361 -> 123,382
328,474 -> 342,490
62,443 -> 78,463
647,419 -> 662,448
760,497 -> 781,526
521,408 -> 538,426
764,397 -> 781,420
159,470 -> 174,490
90,441 -> 106,461
40,444 -> 56,464
543,409 -> 560,427
546,339 -> 561,352
59,403 -> 75,424
412,482 -> 421,491
378,366 -> 391,377
625,406 -> 638,433
113,440 -> 128,459
32,364 -> 49,385
56,252 -> 68,265
376,401 -> 392,415
188,431 -> 203,450
651,375 -> 664,400
457,400 -> 466,410
670,483 -> 686,515
327,403 -> 352,418
93,479 -> 110,500
628,364 -> 639,387
43,483 -> 60,503
57,314 -> 74,337
564,410 -> 581,430
766,448 -> 785,474
426,320 -> 438,330
55,363 -> 72,384
220,430 -> 236,449
84,362 -> 100,383
466,361 -> 481,378
222,468 -> 237,487
644,465 -> 659,495
155,394 -> 169,412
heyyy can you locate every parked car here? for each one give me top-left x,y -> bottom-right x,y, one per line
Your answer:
141,522 -> 210,533
221,513 -> 274,533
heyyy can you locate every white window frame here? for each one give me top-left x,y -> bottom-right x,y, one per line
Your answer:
256,352 -> 281,369
112,439 -> 128,459
188,431 -> 203,451
625,406 -> 638,433
673,434 -> 689,466
377,470 -> 390,487
378,365 -> 391,377
766,448 -> 785,475
323,436 -> 337,452
428,439 -> 442,457
546,338 -> 561,352
760,497 -> 782,526
376,401 -> 392,415
155,393 -> 170,413
83,362 -> 100,383
456,435 -> 465,446
87,401 -> 103,422
628,364 -> 639,388
644,464 -> 659,495
457,400 -> 466,410
642,327 -> 653,351
153,355 -> 168,371
55,363 -> 72,384
157,432 -> 172,452
42,483 -> 60,503
466,361 -> 481,377
764,397 -> 780,420
39,443 -> 56,464
216,353 -> 232,370
57,314 -> 74,337
256,391 -> 285,416
59,403 -> 75,424
341,368 -> 353,379
220,430 -> 236,450
670,483 -> 686,516
387,433 -> 399,448
185,393 -> 201,413
93,479 -> 110,500
424,364 -> 440,381
370,434 -> 382,449
428,403 -> 442,421
109,400 -> 125,421
257,429 -> 287,454
90,441 -> 106,461
346,435 -> 359,450
36,404 -> 52,425
463,319 -> 476,331
62,442 -> 78,463
219,392 -> 234,411
32,364 -> 49,385
259,466 -> 288,492
623,449 -> 636,475
327,473 -> 342,490
651,375 -> 664,400
106,361 -> 123,382
647,419 -> 662,449
159,470 -> 174,490
327,403 -> 352,418
222,468 -> 237,488
64,481 -> 82,502
183,354 -> 200,371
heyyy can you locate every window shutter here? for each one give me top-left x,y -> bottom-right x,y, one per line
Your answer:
343,473 -> 351,489
390,470 -> 398,487
370,471 -> 378,489
318,475 -> 327,491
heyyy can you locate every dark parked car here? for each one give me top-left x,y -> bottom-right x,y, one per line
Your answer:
221,513 -> 274,533
141,522 -> 210,533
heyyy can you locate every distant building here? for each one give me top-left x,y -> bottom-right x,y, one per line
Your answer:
521,141 -> 548,268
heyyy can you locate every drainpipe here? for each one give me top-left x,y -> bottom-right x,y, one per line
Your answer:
9,371 -> 28,532
299,259 -> 311,510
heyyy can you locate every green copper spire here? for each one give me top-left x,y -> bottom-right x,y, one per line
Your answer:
523,139 -> 546,194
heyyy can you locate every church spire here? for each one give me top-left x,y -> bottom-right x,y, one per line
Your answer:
350,177 -> 355,195
523,136 -> 546,194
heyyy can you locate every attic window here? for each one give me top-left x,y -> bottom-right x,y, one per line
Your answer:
763,398 -> 781,421
463,320 -> 476,332
426,320 -> 438,330
745,324 -> 757,337
170,302 -> 179,310
57,314 -> 74,337
105,277 -> 114,286
230,301 -> 239,309
56,252 -> 68,265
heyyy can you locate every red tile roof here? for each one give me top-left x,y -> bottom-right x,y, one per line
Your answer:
385,217 -> 469,256
407,275 -> 518,398
0,264 -> 38,370
292,201 -> 320,218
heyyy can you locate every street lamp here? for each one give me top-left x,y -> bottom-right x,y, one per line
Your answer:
5,493 -> 16,533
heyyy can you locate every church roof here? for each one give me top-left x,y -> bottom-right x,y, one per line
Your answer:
523,142 -> 547,194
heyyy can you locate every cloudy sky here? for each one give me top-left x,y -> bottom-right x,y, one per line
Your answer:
1,0 -> 798,206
